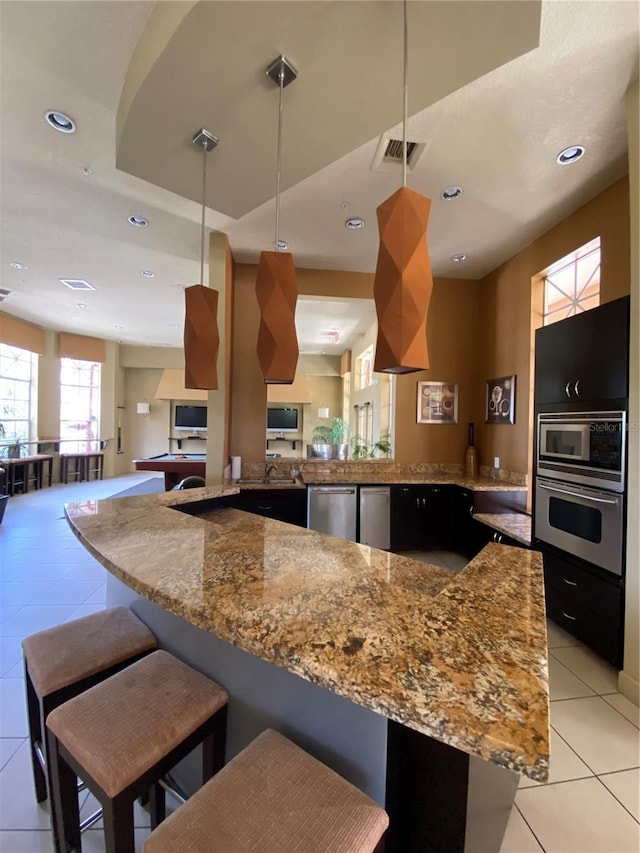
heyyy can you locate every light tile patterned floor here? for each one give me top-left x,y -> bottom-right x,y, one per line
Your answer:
0,476 -> 638,852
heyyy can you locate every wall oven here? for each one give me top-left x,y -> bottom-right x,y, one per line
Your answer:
535,477 -> 624,576
537,411 -> 626,492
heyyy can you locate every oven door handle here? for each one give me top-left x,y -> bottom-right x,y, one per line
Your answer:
537,482 -> 619,505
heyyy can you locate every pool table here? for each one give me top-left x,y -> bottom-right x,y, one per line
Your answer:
133,453 -> 206,490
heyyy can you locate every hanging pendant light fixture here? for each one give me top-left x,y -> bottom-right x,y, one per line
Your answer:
184,128 -> 220,390
373,0 -> 433,374
255,55 -> 299,385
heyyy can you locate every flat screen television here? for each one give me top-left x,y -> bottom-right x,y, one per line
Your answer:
174,405 -> 207,431
267,408 -> 298,433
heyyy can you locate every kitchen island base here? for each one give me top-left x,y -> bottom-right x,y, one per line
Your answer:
108,575 -> 518,853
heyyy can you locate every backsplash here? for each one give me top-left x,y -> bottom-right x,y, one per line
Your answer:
478,466 -> 528,487
240,459 -> 527,486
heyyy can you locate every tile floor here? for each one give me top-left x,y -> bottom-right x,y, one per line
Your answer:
0,475 -> 638,852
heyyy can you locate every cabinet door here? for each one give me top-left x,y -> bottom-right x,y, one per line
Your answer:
569,296 -> 629,402
451,488 -> 476,558
230,489 -> 307,527
420,486 -> 452,549
390,486 -> 423,551
534,319 -> 578,405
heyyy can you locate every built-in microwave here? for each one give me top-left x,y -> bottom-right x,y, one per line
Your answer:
537,411 -> 626,492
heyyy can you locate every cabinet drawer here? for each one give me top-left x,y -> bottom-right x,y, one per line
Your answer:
543,549 -> 622,624
545,586 -> 622,667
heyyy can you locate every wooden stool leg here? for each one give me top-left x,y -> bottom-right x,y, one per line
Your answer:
47,732 -> 80,853
208,704 -> 227,778
149,782 -> 165,830
24,665 -> 47,802
103,795 -> 135,853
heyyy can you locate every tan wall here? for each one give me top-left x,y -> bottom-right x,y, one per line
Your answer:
119,345 -> 185,369
123,368 -> 171,465
476,177 -> 631,477
394,278 -> 481,464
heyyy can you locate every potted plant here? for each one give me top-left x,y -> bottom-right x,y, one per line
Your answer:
350,434 -> 392,459
308,417 -> 350,460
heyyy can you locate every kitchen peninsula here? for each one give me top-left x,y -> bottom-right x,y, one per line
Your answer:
65,485 -> 549,852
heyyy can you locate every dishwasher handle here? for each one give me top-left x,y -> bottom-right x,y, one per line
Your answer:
311,487 -> 356,495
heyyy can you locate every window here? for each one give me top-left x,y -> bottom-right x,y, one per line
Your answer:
60,358 -> 101,452
0,343 -> 36,447
543,237 -> 600,326
355,345 -> 374,391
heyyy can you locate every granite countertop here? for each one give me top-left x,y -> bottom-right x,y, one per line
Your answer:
474,513 -> 533,547
65,486 -> 549,782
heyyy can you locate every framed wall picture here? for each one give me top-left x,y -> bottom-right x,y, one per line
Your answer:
486,375 -> 516,424
417,381 -> 458,424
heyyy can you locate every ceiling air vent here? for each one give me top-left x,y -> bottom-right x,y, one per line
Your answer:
383,138 -> 418,164
59,279 -> 96,291
371,134 -> 427,173
0,288 -> 11,302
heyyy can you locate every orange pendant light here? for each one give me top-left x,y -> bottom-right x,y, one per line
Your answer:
184,284 -> 219,389
373,186 -> 432,373
256,250 -> 298,383
373,0 -> 433,374
184,128 -> 220,390
255,55 -> 299,385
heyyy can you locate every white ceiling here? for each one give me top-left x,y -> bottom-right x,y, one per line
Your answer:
0,1 -> 637,351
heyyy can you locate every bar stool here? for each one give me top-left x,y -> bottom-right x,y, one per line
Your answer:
22,607 -> 157,808
60,453 -> 86,483
84,451 -> 104,481
47,650 -> 229,853
143,729 -> 389,853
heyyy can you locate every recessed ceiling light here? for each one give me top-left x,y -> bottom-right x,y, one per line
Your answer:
59,278 -> 95,291
273,240 -> 288,250
76,303 -> 88,309
441,186 -> 463,201
556,145 -> 585,165
345,218 -> 365,229
10,262 -> 27,270
81,166 -> 93,176
141,270 -> 155,278
45,110 -> 76,133
128,215 -> 148,227
340,202 -> 351,210
114,325 -> 124,330
451,253 -> 467,262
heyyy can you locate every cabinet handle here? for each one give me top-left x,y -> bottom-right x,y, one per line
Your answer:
469,506 -> 474,517
574,380 -> 581,397
561,610 -> 577,622
258,505 -> 273,510
563,577 -> 578,587
497,533 -> 503,543
565,381 -> 572,398
493,531 -> 498,542
422,497 -> 427,509
433,488 -> 439,494
416,497 -> 420,509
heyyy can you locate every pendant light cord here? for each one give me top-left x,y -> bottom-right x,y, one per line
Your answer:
200,142 -> 207,285
275,68 -> 284,250
402,0 -> 408,189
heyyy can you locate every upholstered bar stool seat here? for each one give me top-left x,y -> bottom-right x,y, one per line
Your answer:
143,729 -> 389,853
47,650 -> 228,853
22,606 -> 157,807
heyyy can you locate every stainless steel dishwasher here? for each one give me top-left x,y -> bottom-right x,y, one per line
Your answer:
307,485 -> 357,542
358,486 -> 390,550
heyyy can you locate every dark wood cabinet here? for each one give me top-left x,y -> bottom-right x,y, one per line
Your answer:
390,486 -> 452,551
229,488 -> 307,528
540,543 -> 623,666
534,295 -> 629,407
